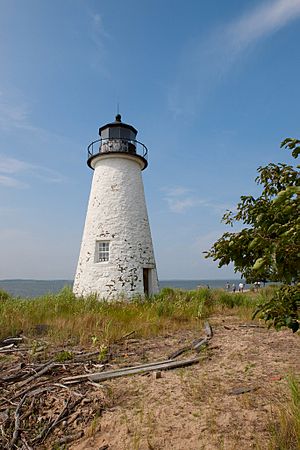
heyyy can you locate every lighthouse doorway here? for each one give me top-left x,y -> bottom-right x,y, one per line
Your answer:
143,268 -> 150,296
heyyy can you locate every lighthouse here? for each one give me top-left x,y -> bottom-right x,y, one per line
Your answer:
73,114 -> 159,299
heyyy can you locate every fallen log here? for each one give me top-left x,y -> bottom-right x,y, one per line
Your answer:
62,357 -> 201,384
60,365 -> 105,384
62,358 -> 179,383
90,357 -> 200,383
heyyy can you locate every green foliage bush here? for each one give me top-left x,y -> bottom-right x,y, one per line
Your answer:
254,284 -> 300,332
205,138 -> 300,331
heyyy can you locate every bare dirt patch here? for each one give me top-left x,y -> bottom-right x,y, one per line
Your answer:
1,313 -> 299,449
72,315 -> 299,450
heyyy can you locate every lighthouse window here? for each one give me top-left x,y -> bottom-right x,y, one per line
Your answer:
96,241 -> 110,262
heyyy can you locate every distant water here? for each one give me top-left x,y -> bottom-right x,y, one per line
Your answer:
0,279 -> 249,298
0,280 -> 73,298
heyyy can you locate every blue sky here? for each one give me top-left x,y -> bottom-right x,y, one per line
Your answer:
0,0 -> 299,280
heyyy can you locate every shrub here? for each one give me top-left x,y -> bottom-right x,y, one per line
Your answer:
253,284 -> 300,332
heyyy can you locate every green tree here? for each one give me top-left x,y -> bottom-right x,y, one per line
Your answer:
205,139 -> 300,331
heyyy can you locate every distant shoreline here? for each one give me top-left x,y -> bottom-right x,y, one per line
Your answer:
0,278 -> 258,298
0,278 -> 243,282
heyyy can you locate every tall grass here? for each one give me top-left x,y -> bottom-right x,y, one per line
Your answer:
0,287 -> 258,346
268,375 -> 300,450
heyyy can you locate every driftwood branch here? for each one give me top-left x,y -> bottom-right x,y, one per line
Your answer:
0,344 -> 15,352
12,384 -> 56,402
73,351 -> 100,362
61,357 -> 201,384
116,330 -> 136,342
92,358 -> 200,382
193,338 -> 209,353
56,431 -> 84,445
168,345 -> 191,360
17,363 -> 58,388
0,337 -> 23,346
21,436 -> 33,450
34,396 -> 83,443
204,322 -> 213,338
228,386 -> 258,395
168,322 -> 213,359
36,398 -> 71,443
8,394 -> 27,449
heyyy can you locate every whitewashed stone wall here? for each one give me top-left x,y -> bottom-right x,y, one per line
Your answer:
73,153 -> 159,299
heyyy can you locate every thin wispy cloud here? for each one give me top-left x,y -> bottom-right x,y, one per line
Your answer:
169,0 -> 300,116
0,92 -> 37,132
163,186 -> 230,214
0,155 -> 65,188
230,0 -> 300,48
91,13 -> 110,40
0,156 -> 32,174
87,10 -> 110,76
162,186 -> 192,198
0,175 -> 28,189
0,91 -> 61,139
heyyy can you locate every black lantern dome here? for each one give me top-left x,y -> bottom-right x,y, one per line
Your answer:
99,114 -> 137,141
87,115 -> 148,170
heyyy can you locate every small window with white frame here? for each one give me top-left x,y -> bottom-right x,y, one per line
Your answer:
96,241 -> 110,262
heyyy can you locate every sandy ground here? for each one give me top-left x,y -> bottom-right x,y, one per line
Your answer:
71,314 -> 300,450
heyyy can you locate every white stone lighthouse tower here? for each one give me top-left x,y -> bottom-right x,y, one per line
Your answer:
73,114 -> 159,299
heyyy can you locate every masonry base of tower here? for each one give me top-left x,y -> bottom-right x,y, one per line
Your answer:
73,154 -> 159,300
73,264 -> 159,299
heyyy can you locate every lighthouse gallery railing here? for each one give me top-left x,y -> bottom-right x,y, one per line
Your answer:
87,138 -> 148,161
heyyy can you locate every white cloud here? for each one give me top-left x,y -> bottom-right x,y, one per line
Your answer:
167,196 -> 201,213
162,186 -> 192,197
0,90 -> 40,133
169,0 -> 300,116
162,186 -> 198,212
0,175 -> 28,188
162,185 -> 230,214
87,10 -> 110,76
229,0 -> 300,49
0,155 -> 64,188
0,156 -> 33,174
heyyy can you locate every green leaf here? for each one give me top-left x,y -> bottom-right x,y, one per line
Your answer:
253,258 -> 265,271
248,237 -> 259,250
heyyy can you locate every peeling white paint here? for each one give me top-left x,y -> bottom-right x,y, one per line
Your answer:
73,153 -> 159,299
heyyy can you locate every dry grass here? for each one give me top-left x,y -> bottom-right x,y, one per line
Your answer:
0,287 -> 261,347
267,374 -> 300,450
